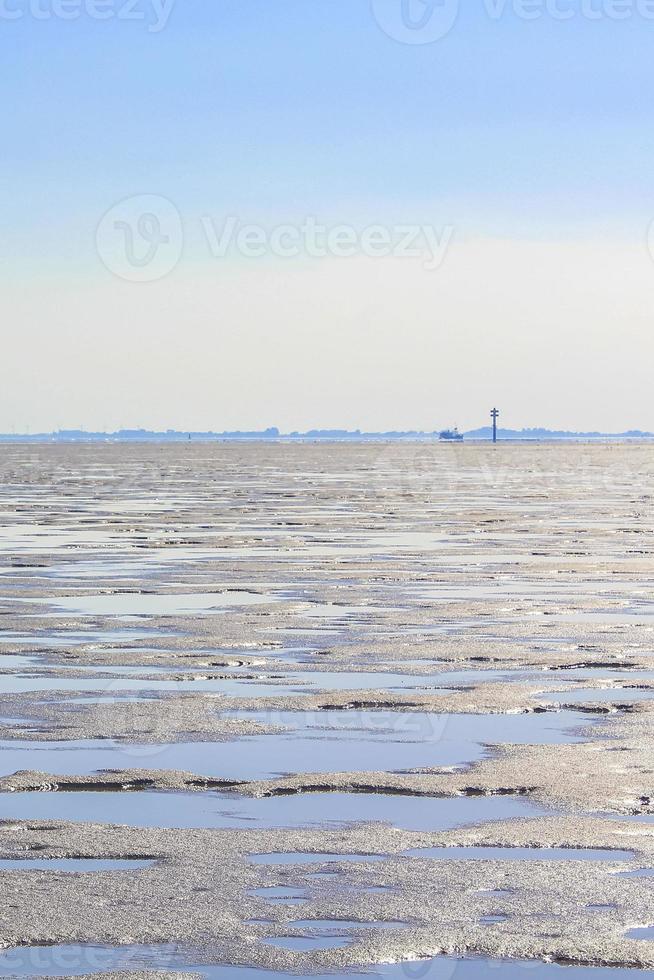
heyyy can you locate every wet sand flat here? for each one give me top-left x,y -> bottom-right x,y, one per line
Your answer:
0,442 -> 653,977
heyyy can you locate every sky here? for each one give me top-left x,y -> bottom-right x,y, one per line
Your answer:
3,0 -> 654,433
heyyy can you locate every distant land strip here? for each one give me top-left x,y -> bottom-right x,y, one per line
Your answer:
1,428 -> 653,442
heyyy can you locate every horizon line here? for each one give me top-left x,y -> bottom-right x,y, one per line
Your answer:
1,425 -> 653,443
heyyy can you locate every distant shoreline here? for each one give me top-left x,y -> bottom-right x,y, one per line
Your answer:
1,429 -> 653,444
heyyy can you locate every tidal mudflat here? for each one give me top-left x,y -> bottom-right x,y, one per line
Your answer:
0,442 -> 653,978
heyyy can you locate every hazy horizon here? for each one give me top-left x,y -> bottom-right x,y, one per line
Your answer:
3,422 -> 653,439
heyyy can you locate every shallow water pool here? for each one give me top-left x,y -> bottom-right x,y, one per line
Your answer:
0,708 -> 596,779
0,789 -> 547,831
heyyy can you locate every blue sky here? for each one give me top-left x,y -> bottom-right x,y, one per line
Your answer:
3,1 -> 654,431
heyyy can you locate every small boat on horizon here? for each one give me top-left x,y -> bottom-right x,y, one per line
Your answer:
439,428 -> 464,441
